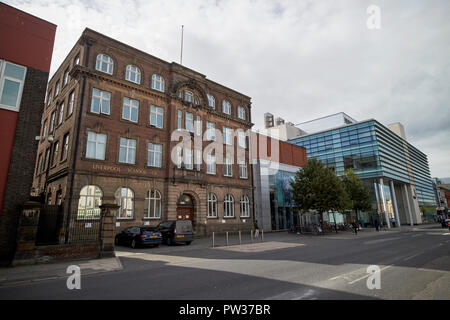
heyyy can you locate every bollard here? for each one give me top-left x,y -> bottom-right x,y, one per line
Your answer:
212,232 -> 215,248
226,232 -> 229,246
251,229 -> 254,243
261,230 -> 264,242
239,231 -> 242,245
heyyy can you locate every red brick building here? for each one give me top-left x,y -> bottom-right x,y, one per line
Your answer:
32,28 -> 254,237
0,3 -> 56,264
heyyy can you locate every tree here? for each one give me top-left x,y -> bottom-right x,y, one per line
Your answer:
341,169 -> 372,224
291,158 -> 351,232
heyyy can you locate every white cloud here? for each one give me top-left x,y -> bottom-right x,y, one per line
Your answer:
6,0 -> 450,177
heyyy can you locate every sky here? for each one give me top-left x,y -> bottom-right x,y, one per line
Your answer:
5,0 -> 450,177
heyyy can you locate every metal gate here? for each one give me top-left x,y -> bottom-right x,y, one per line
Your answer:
35,205 -> 63,245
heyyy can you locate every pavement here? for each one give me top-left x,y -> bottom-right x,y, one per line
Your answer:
0,224 -> 448,299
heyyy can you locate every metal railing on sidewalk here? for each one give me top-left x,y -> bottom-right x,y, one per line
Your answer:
211,229 -> 264,248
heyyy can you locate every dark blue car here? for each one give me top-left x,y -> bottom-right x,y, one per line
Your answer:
115,226 -> 162,248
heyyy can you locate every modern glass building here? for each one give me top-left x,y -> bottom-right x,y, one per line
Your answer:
289,116 -> 436,226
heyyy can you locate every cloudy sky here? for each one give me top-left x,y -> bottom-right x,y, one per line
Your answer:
5,0 -> 450,177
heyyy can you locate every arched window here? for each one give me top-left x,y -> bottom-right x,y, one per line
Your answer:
115,187 -> 134,219
125,65 -> 141,84
207,94 -> 215,109
95,54 -> 114,75
237,106 -> 246,120
224,194 -> 234,218
207,193 -> 217,218
222,100 -> 231,115
145,189 -> 162,219
240,195 -> 250,218
151,74 -> 165,92
77,185 -> 102,219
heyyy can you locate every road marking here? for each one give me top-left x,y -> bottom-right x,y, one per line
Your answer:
403,253 -> 422,261
348,265 -> 392,285
411,234 -> 422,238
363,237 -> 401,245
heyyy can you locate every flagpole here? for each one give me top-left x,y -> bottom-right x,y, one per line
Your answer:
180,25 -> 184,65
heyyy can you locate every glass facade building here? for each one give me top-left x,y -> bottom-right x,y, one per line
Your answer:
289,119 -> 436,225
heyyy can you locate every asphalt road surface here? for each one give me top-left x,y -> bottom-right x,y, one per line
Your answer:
0,224 -> 449,300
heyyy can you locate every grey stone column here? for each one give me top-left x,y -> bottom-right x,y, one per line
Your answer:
390,180 -> 401,227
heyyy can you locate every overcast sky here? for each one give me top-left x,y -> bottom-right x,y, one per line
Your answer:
6,0 -> 450,177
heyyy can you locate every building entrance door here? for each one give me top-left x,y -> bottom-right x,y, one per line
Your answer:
177,194 -> 194,222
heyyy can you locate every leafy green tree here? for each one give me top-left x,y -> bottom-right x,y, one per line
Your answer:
341,169 -> 372,223
291,158 -> 351,232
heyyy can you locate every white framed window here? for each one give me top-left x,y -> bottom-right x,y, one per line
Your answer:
151,74 -> 165,92
238,131 -> 247,149
68,91 -> 75,116
95,54 -> 114,75
207,193 -> 217,218
63,68 -> 70,86
115,187 -> 134,219
0,60 -> 27,112
125,65 -> 141,84
47,89 -> 52,106
51,140 -> 59,166
119,138 -> 136,164
42,119 -> 48,138
176,145 -> 182,169
223,127 -> 233,145
145,189 -> 162,219
57,102 -> 65,125
177,110 -> 183,130
147,143 -> 162,167
122,97 -> 139,123
206,122 -> 216,141
185,112 -> 194,133
207,94 -> 215,109
62,133 -> 69,161
184,148 -> 193,170
237,106 -> 246,120
77,185 -> 102,219
74,55 -> 80,65
239,162 -> 248,179
150,105 -> 164,128
224,194 -> 235,218
206,153 -> 216,174
36,153 -> 43,176
224,157 -> 233,177
240,195 -> 250,217
55,81 -> 60,97
49,111 -> 56,133
185,90 -> 194,103
91,88 -> 110,115
222,100 -> 231,115
86,132 -> 106,160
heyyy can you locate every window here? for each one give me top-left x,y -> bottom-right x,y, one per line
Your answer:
207,94 -> 215,109
237,106 -> 246,120
176,145 -> 182,169
185,90 -> 194,103
224,194 -> 235,218
47,90 -> 52,106
63,68 -> 70,86
206,153 -> 216,174
119,138 -> 136,164
122,97 -> 139,123
206,122 -> 216,141
151,74 -> 165,92
224,157 -> 233,177
91,88 -> 110,115
222,100 -> 231,115
57,102 -> 65,125
36,154 -> 43,176
207,193 -> 217,218
184,148 -> 193,170
240,195 -> 250,217
62,133 -> 69,161
115,187 -> 134,219
145,190 -> 161,218
68,91 -> 75,116
0,60 -> 27,112
239,162 -> 248,179
150,105 -> 164,128
77,185 -> 102,219
95,54 -> 114,75
177,110 -> 182,130
55,81 -> 60,97
42,119 -> 48,138
147,143 -> 162,167
51,141 -> 59,166
185,112 -> 194,132
125,65 -> 141,84
223,127 -> 233,145
44,148 -> 50,171
86,132 -> 107,160
195,149 -> 202,171
74,55 -> 80,65
49,111 -> 56,133
195,115 -> 201,136
238,131 -> 247,148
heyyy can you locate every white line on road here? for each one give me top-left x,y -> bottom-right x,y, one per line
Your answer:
403,253 -> 422,261
348,265 -> 392,285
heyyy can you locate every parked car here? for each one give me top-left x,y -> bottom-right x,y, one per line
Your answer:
115,226 -> 162,248
157,220 -> 193,245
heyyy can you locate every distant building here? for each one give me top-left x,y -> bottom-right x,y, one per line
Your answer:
0,3 -> 56,265
288,114 -> 436,226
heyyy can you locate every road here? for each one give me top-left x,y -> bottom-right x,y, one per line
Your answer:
0,224 -> 449,300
